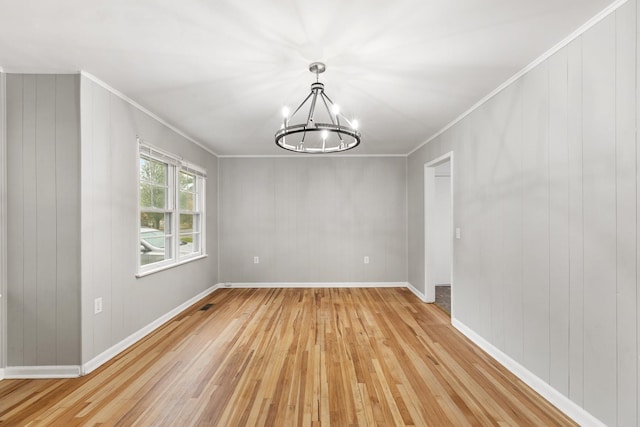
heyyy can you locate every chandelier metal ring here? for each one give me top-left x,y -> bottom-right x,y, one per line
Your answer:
275,62 -> 361,153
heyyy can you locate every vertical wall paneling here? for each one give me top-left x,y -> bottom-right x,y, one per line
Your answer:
615,2 -> 638,425
55,75 -> 81,365
0,71 -> 6,371
6,75 -> 24,364
581,15 -> 617,425
637,0 -> 640,420
35,75 -> 57,365
6,74 -> 81,367
21,76 -> 37,366
521,62 -> 551,382
79,76 -> 94,363
450,117 -> 478,327
548,49 -> 570,397
109,91 -> 132,345
475,99 -> 498,341
406,3 -> 639,424
0,71 -> 5,370
566,37 -> 585,406
500,81 -> 524,364
91,81 -> 112,354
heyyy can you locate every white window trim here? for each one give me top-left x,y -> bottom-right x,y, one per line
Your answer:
137,139 -> 207,277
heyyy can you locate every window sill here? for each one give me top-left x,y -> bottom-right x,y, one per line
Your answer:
136,254 -> 208,278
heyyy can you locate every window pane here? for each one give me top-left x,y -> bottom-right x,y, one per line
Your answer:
180,172 -> 195,210
179,213 -> 199,257
152,187 -> 167,209
180,191 -> 194,210
180,213 -> 193,231
140,157 -> 166,185
140,183 -> 152,208
180,171 -> 194,192
140,212 -> 172,266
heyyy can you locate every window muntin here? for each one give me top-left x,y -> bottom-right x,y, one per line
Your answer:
138,144 -> 206,274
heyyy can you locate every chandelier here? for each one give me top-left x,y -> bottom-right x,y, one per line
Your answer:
275,62 -> 361,153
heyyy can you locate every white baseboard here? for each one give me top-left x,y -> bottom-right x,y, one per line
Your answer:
82,283 -> 220,375
451,318 -> 606,427
406,282 -> 427,302
0,367 -> 5,380
225,282 -> 407,288
4,365 -> 81,379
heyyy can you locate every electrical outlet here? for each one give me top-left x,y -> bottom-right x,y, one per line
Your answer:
364,256 -> 370,264
94,297 -> 103,314
254,256 -> 260,264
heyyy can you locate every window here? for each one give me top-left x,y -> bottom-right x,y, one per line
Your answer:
138,142 -> 206,275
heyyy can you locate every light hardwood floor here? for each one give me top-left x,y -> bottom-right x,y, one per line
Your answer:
0,287 -> 575,426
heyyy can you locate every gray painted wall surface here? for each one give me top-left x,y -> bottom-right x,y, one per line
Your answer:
6,74 -> 81,366
79,76 -> 219,364
0,72 -> 6,370
433,176 -> 451,285
219,157 -> 407,283
408,3 -> 637,426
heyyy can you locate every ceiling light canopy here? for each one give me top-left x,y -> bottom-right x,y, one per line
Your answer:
275,62 -> 361,153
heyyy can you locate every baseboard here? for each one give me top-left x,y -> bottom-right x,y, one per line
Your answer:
226,282 -> 408,288
4,365 -> 81,379
0,367 -> 5,380
82,283 -> 221,376
451,318 -> 606,427
406,282 -> 427,302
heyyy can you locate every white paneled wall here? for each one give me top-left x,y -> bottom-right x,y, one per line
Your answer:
6,74 -> 81,366
219,157 -> 407,284
407,2 -> 638,425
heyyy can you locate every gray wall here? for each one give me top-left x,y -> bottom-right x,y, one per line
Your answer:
6,74 -> 81,366
219,157 -> 407,283
433,175 -> 451,285
0,71 -> 6,370
408,2 -> 637,425
80,75 -> 219,364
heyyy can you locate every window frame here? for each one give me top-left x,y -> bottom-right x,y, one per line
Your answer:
137,141 -> 207,277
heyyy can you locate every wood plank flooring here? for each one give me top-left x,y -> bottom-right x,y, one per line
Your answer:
0,287 -> 575,426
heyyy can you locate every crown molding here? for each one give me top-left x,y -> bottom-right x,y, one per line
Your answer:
407,0 -> 629,156
80,71 -> 219,158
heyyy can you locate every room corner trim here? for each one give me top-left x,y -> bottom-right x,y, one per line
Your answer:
451,318 -> 606,427
4,365 -> 81,379
81,283 -> 221,376
0,367 -> 5,380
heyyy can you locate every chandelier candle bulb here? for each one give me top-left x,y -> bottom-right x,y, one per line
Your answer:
275,62 -> 361,153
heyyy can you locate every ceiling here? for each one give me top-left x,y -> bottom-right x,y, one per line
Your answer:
0,0 -> 617,156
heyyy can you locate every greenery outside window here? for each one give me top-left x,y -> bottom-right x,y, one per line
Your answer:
138,141 -> 206,275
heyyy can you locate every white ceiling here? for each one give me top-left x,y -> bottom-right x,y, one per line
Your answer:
0,0 -> 616,155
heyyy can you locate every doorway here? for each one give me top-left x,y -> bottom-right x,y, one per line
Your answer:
424,153 -> 453,315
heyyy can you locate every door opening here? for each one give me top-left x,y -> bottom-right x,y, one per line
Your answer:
424,153 -> 454,315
